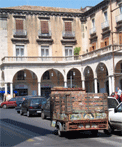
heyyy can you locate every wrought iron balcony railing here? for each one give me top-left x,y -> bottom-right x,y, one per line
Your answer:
101,21 -> 109,29
116,13 -> 122,23
89,27 -> 96,35
62,31 -> 75,38
38,31 -> 51,37
13,30 -> 27,36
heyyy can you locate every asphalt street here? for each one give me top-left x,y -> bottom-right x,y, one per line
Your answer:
0,108 -> 122,147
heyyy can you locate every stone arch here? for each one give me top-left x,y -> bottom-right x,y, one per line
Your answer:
66,68 -> 82,88
13,69 -> 38,96
96,62 -> 109,94
84,66 -> 94,93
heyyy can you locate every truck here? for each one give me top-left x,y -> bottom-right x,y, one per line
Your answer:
50,88 -> 108,137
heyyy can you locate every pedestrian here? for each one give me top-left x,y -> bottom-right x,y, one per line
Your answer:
117,87 -> 121,103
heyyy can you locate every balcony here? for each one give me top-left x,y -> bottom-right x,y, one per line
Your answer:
116,13 -> 122,23
89,27 -> 96,35
62,31 -> 75,39
13,30 -> 27,38
101,21 -> 109,30
38,30 -> 51,39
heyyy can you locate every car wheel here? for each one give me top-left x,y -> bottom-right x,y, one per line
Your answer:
41,111 -> 46,119
3,105 -> 7,109
17,111 -> 20,114
20,110 -> 23,115
27,111 -> 31,117
104,123 -> 112,135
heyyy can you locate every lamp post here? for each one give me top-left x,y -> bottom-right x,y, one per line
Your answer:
70,71 -> 75,88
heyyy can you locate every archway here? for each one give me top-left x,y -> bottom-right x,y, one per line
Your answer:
96,63 -> 109,94
67,68 -> 82,88
84,66 -> 94,93
13,69 -> 38,96
41,69 -> 64,98
115,60 -> 122,91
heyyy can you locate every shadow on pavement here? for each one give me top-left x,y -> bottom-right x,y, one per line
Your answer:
0,118 -> 52,147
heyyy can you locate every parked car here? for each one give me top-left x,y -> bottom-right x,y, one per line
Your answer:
15,96 -> 32,113
104,97 -> 121,134
20,97 -> 47,117
111,92 -> 122,102
0,97 -> 18,109
41,98 -> 50,119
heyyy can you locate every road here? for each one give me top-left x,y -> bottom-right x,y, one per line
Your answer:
0,108 -> 122,147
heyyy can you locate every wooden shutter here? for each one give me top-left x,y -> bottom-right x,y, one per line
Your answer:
16,19 -> 23,30
65,22 -> 72,32
41,21 -> 49,34
89,47 -> 92,52
119,33 -> 122,44
101,42 -> 104,48
104,37 -> 109,46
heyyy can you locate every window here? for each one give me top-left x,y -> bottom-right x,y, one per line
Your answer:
92,18 -> 95,28
104,11 -> 108,21
120,5 -> 122,14
65,46 -> 73,56
65,21 -> 72,32
15,19 -> 25,35
17,71 -> 25,80
41,46 -> 49,57
16,45 -> 24,57
41,21 -> 49,34
43,71 -> 50,80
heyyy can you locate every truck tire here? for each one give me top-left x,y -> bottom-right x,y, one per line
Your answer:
3,105 -> 7,109
104,123 -> 112,135
20,110 -> 23,115
41,111 -> 46,119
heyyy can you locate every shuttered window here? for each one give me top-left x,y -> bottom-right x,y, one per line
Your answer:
119,33 -> 122,44
104,37 -> 109,46
65,22 -> 72,32
90,42 -> 96,52
16,19 -> 23,30
41,21 -> 49,34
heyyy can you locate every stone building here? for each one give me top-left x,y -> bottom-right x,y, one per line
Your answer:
0,0 -> 122,97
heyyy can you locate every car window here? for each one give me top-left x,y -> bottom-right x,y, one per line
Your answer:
30,98 -> 47,105
108,98 -> 118,109
9,98 -> 16,101
117,103 -> 122,112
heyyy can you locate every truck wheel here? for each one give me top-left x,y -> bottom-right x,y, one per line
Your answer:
41,111 -> 46,119
27,111 -> 31,117
104,123 -> 112,135
3,105 -> 7,109
20,110 -> 23,115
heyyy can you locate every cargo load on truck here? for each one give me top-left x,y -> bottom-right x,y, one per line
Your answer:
50,88 -> 108,137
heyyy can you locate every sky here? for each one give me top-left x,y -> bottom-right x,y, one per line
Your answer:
0,0 -> 102,9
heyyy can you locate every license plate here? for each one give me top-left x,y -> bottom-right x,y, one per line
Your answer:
51,121 -> 56,127
37,111 -> 41,113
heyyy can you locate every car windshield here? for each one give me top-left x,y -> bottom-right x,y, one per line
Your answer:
30,98 -> 47,105
117,103 -> 122,112
108,98 -> 118,109
9,98 -> 16,101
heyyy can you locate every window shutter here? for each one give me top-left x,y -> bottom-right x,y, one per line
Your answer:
65,22 -> 72,32
16,19 -> 23,30
89,47 -> 92,52
104,37 -> 109,46
119,33 -> 122,44
41,21 -> 49,34
101,42 -> 104,48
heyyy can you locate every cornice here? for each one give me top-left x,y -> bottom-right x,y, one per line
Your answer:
0,8 -> 84,18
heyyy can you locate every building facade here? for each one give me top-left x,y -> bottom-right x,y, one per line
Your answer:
0,0 -> 122,98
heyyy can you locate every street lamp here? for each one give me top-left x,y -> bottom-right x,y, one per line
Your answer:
70,71 -> 75,88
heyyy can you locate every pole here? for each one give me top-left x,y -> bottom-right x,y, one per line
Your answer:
110,0 -> 115,92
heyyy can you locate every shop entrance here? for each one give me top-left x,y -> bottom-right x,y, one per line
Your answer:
41,87 -> 51,98
15,89 -> 28,96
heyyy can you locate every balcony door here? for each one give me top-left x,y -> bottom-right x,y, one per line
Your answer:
41,46 -> 49,61
16,45 -> 24,61
65,46 -> 73,60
